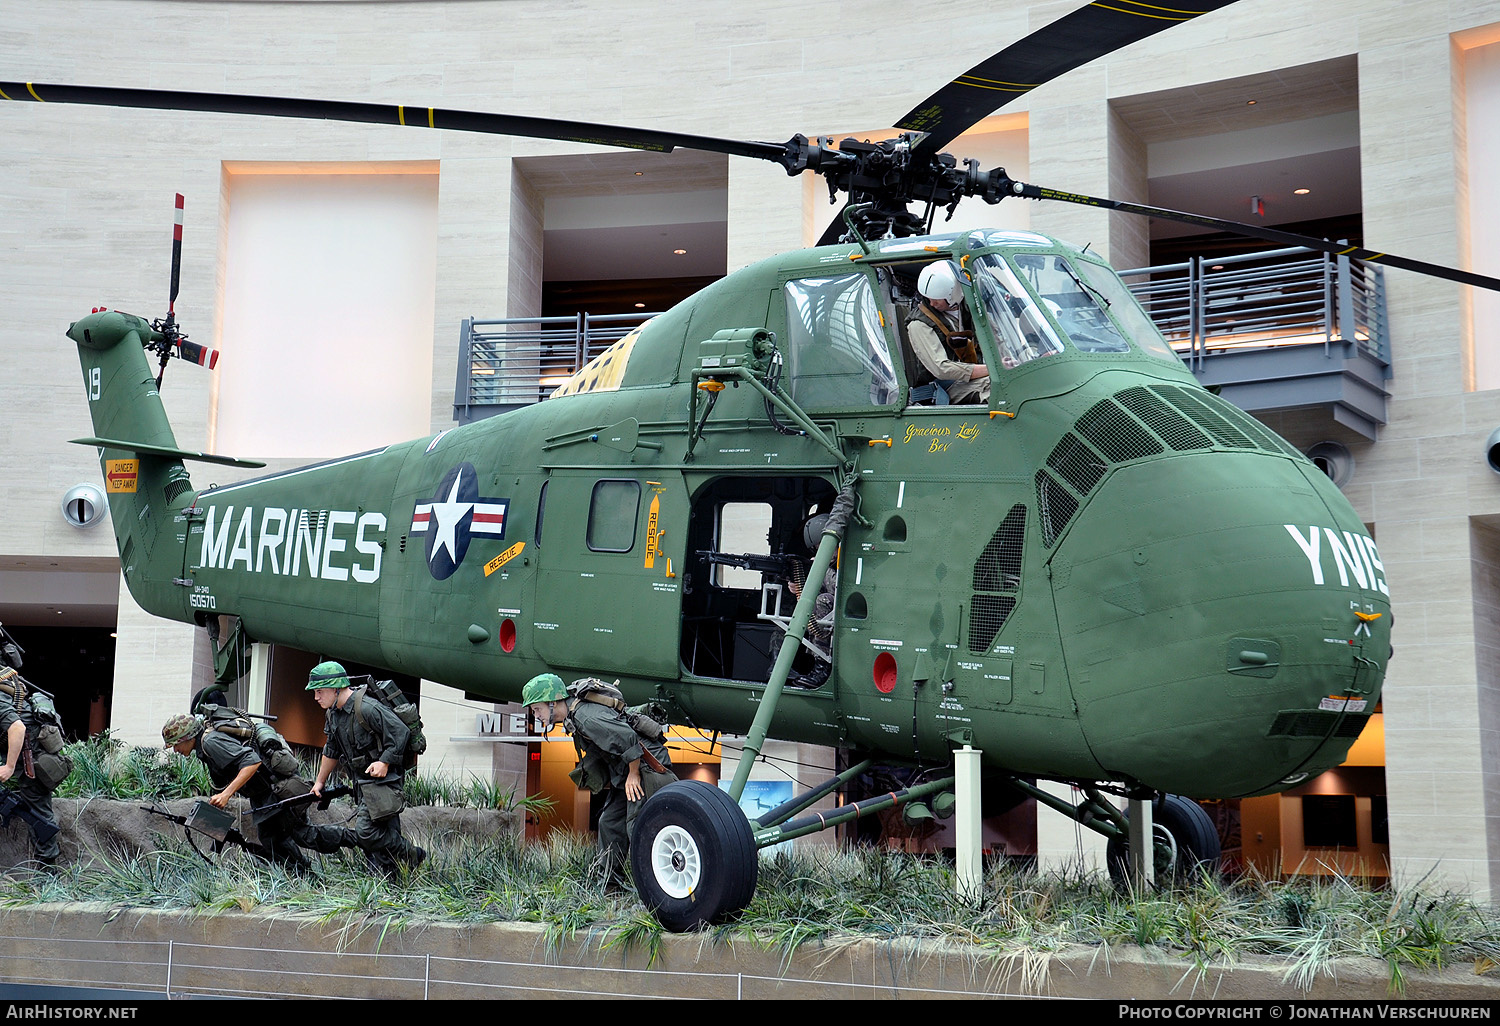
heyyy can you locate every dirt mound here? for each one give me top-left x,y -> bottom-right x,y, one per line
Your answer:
0,797 -> 520,867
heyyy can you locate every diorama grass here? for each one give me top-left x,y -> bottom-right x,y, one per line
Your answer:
12,734 -> 1500,994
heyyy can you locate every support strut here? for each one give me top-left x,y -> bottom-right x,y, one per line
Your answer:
727,472 -> 859,803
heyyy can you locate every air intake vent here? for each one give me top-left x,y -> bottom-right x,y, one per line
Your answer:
1267,710 -> 1370,739
1075,399 -> 1164,463
1046,432 -> 1107,497
974,505 -> 1026,593
1115,386 -> 1212,452
970,595 -> 1017,652
1035,470 -> 1078,547
1151,386 -> 1255,448
970,504 -> 1026,652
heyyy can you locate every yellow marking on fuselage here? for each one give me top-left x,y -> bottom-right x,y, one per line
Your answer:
550,324 -> 646,398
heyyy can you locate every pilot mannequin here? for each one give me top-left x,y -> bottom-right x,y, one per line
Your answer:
906,260 -> 989,404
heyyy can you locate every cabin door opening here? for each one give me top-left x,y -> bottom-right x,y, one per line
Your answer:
679,475 -> 837,685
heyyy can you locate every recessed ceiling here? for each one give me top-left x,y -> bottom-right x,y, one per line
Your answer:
517,149 -> 729,281
0,557 -> 121,629
1111,56 -> 1358,144
1114,57 -> 1362,241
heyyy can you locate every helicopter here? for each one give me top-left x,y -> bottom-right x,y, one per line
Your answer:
10,0 -> 1500,931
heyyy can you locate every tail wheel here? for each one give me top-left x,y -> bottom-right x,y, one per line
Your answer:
1105,794 -> 1221,890
630,780 -> 758,931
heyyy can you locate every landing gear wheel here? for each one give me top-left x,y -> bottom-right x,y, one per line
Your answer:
630,780 -> 758,931
1105,794 -> 1221,890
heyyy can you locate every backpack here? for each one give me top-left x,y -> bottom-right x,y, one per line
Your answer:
564,678 -> 667,742
348,676 -> 427,760
0,668 -> 72,791
199,703 -> 302,779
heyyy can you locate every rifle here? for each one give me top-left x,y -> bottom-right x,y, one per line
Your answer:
0,790 -> 59,847
140,800 -> 260,865
249,785 -> 352,817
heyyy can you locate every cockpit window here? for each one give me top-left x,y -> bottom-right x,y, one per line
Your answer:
1010,252 -> 1131,354
971,255 -> 1066,369
783,274 -> 900,408
1070,258 -> 1182,363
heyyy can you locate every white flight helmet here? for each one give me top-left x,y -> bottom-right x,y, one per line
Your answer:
917,260 -> 963,306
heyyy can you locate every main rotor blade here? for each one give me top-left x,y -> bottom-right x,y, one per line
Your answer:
0,82 -> 789,164
899,0 -> 1241,160
1015,181 -> 1500,293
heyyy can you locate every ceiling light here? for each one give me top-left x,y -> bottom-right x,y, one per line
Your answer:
673,249 -> 687,255
634,302 -> 645,308
633,171 -> 643,176
1294,188 -> 1311,195
1246,99 -> 1257,105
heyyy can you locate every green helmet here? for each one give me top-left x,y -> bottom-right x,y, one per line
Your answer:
162,713 -> 203,746
306,660 -> 350,691
521,673 -> 566,706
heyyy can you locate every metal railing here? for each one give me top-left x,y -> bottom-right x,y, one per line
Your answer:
455,248 -> 1389,419
454,311 -> 659,420
1120,246 -> 1389,373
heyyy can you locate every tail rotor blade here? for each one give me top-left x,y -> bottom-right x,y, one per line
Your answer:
169,193 -> 183,317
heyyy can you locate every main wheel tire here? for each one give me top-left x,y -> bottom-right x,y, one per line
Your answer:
630,780 -> 758,932
1105,794 -> 1221,890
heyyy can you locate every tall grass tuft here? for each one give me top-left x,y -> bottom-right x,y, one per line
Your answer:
53,731 -> 210,800
35,757 -> 1500,990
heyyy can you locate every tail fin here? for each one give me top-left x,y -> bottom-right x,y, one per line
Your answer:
66,310 -> 260,621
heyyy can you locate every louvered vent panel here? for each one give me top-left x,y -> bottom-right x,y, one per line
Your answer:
164,478 -> 192,505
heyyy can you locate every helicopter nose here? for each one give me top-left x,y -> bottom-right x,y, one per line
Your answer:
1049,447 -> 1388,799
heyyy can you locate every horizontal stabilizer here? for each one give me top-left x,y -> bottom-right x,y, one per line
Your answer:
70,436 -> 266,469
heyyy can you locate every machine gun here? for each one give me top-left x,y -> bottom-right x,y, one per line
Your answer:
697,550 -> 805,583
0,790 -> 59,848
249,785 -> 352,817
141,800 -> 260,865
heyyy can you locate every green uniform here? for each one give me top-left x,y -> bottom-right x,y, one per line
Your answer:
322,687 -> 422,874
0,687 -> 62,863
194,728 -> 352,868
564,698 -> 676,882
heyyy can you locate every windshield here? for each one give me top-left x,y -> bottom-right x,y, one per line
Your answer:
971,255 -> 1065,369
1008,252 -> 1131,354
1070,258 -> 1182,363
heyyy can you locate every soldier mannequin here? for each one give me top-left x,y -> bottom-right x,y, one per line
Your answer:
162,712 -> 353,870
0,667 -> 65,868
307,661 -> 426,875
523,673 -> 676,887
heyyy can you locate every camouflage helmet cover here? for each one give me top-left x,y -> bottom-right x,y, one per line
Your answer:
306,660 -> 350,691
162,713 -> 203,746
521,673 -> 567,706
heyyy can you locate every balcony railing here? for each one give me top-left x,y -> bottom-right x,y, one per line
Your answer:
1120,247 -> 1391,439
453,312 -> 659,423
454,248 -> 1391,437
